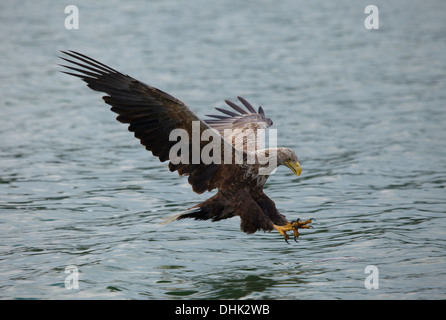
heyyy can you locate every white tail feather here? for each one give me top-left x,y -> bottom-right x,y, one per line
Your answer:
159,207 -> 201,225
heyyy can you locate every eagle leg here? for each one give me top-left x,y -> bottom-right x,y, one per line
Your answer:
273,218 -> 314,244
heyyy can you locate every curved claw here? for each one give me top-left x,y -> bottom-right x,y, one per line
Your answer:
274,219 -> 313,244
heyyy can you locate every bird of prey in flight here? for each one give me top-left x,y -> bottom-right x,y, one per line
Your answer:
59,51 -> 313,243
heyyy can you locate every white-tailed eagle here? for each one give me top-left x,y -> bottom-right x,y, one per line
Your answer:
59,51 -> 313,243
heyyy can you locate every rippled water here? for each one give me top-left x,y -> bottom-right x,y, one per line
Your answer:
1,0 -> 445,299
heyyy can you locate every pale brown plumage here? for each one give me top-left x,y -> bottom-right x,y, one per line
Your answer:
60,51 -> 309,240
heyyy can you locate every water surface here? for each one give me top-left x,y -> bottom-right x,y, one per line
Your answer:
1,0 -> 445,299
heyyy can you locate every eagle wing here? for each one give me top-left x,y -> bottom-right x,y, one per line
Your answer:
204,97 -> 273,151
59,50 -> 240,194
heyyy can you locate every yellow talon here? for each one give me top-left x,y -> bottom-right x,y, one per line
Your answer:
273,218 -> 314,244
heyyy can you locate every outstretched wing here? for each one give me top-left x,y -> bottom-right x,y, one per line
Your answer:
59,50 -> 238,194
204,97 -> 273,151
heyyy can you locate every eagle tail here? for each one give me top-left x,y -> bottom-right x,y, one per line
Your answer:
160,193 -> 233,225
159,207 -> 201,225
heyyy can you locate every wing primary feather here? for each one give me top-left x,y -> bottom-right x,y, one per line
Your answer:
58,57 -> 104,75
60,50 -> 118,74
237,96 -> 257,113
224,100 -> 248,114
60,70 -> 95,80
66,50 -> 120,73
215,107 -> 238,117
258,106 -> 265,115
58,63 -> 102,78
205,114 -> 230,120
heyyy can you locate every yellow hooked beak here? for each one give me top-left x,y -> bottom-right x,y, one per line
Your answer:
286,160 -> 302,176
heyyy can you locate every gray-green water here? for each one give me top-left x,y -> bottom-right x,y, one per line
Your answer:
1,0 -> 445,299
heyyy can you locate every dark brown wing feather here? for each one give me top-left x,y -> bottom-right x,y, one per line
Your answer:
59,50 -> 236,194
